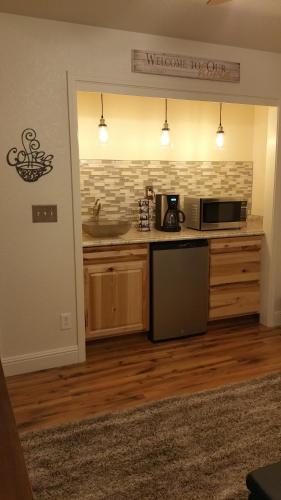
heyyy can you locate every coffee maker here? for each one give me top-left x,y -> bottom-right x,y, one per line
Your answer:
155,194 -> 185,232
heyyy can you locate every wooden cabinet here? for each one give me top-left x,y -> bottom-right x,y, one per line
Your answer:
209,236 -> 262,320
83,235 -> 263,337
83,244 -> 148,340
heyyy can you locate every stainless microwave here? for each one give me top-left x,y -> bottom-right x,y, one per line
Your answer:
184,197 -> 247,230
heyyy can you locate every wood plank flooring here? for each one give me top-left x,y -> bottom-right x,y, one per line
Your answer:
6,318 -> 281,434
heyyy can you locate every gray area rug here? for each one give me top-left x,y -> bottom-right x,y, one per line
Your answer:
21,372 -> 281,500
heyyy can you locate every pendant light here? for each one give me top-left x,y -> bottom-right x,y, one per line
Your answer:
160,98 -> 170,146
216,102 -> 224,149
98,93 -> 108,143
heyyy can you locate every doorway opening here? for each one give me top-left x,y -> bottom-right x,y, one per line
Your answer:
67,80 -> 279,362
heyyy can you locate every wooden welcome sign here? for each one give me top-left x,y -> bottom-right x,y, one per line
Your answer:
132,49 -> 240,83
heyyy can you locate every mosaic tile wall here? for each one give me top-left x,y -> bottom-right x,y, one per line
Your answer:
80,160 -> 253,221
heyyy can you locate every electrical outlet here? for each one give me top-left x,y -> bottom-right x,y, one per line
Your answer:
32,205 -> 57,223
60,312 -> 72,331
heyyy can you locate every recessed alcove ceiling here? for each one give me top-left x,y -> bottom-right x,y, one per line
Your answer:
1,0 -> 281,53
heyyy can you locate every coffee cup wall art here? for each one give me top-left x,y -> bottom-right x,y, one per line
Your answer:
6,128 -> 54,182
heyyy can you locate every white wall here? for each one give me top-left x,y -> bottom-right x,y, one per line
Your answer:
77,92 -> 256,161
252,106 -> 269,215
260,108 -> 280,325
1,13 -> 281,374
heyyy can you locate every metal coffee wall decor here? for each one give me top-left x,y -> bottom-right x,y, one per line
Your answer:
6,128 -> 54,182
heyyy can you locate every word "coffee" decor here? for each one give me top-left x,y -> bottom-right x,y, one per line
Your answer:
7,128 -> 54,182
132,49 -> 240,83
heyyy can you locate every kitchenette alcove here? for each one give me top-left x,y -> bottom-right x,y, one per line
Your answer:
67,81 -> 279,360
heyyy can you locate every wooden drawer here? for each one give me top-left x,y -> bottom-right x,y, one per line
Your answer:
210,236 -> 262,254
83,244 -> 148,264
209,281 -> 260,320
210,251 -> 260,285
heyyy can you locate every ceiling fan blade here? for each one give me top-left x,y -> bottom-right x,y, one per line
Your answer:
207,0 -> 232,5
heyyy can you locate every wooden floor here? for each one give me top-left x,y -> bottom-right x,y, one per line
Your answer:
6,317 -> 281,434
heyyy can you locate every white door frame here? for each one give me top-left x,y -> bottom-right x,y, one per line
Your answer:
67,72 -> 280,362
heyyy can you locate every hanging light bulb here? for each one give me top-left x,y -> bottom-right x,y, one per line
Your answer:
216,102 -> 224,149
98,93 -> 108,143
160,98 -> 170,146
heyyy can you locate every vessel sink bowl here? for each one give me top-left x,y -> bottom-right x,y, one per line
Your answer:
82,220 -> 131,238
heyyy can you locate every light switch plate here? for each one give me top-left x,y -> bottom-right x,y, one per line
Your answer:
32,205 -> 57,223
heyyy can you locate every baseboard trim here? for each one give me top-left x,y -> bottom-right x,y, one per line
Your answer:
274,311 -> 281,327
1,345 -> 79,376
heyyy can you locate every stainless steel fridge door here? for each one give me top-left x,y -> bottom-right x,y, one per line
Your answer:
151,240 -> 209,341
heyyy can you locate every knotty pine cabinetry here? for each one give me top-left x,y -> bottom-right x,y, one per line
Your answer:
209,236 -> 262,320
83,235 -> 263,341
83,244 -> 149,340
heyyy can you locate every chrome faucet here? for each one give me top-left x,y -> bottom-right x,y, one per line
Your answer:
93,199 -> 101,220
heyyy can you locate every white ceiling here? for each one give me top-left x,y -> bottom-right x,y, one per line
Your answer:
1,0 -> 281,53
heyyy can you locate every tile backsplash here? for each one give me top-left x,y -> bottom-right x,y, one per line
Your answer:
80,160 -> 253,221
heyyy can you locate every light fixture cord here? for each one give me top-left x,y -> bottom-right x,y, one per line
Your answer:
101,93 -> 104,118
219,102 -> 222,127
165,98 -> 168,122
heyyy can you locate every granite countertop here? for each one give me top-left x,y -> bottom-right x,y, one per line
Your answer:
82,216 -> 264,248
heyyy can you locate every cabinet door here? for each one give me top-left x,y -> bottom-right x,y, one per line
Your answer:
85,259 -> 147,339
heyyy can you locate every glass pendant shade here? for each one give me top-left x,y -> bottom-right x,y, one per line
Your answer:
216,103 -> 224,149
161,122 -> 170,146
160,99 -> 170,146
216,125 -> 224,149
98,93 -> 108,143
98,118 -> 108,143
